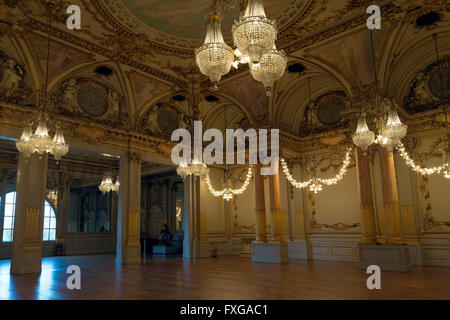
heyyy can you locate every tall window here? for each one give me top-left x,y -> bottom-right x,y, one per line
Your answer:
2,192 -> 16,242
43,200 -> 56,241
1,191 -> 56,242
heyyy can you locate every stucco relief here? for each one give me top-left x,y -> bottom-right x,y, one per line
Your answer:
51,77 -> 127,126
0,51 -> 33,105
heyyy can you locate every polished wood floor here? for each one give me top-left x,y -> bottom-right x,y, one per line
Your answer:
0,254 -> 448,300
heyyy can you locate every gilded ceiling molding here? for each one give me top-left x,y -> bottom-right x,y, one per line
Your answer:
284,3 -> 401,54
91,0 -> 193,57
19,18 -> 186,88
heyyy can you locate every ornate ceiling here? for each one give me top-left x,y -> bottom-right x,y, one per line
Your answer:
0,0 -> 449,157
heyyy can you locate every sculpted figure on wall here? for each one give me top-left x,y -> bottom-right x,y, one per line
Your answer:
413,72 -> 438,104
52,77 -> 127,127
147,105 -> 161,133
62,79 -> 77,113
108,88 -> 121,115
178,113 -> 188,129
0,59 -> 23,98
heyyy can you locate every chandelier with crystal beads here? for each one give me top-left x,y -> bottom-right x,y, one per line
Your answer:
249,45 -> 287,96
232,0 -> 277,65
50,123 -> 69,161
380,104 -> 407,152
30,117 -> 54,156
196,14 -> 234,90
15,122 -> 34,160
99,170 -> 119,194
352,112 -> 375,152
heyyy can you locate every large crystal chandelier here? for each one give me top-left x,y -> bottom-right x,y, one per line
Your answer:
16,3 -> 68,162
352,30 -> 407,153
99,170 -> 119,194
249,45 -> 287,96
30,116 -> 54,156
196,14 -> 234,90
51,123 -> 69,161
380,103 -> 407,151
196,0 -> 285,91
15,121 -> 34,159
352,112 -> 375,152
232,0 -> 277,65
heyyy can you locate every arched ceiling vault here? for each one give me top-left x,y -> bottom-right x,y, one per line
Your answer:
0,0 -> 449,150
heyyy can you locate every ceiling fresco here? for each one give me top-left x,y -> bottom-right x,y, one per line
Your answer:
103,0 -> 305,48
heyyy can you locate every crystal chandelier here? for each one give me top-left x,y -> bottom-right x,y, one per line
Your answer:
249,45 -> 287,96
380,103 -> 407,152
352,112 -> 375,152
196,0 -> 285,90
30,117 -> 54,156
16,4 -> 68,161
352,30 -> 407,153
176,161 -> 189,179
196,14 -> 234,90
232,0 -> 277,65
15,121 -> 34,160
99,170 -> 119,194
51,123 -> 69,161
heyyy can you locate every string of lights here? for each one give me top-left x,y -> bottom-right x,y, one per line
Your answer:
281,147 -> 353,191
396,142 -> 448,176
205,166 -> 253,199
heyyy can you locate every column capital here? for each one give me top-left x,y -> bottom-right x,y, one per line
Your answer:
128,151 -> 141,162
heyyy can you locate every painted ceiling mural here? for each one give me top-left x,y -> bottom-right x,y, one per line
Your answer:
108,0 -> 306,48
26,34 -> 91,80
129,71 -> 173,113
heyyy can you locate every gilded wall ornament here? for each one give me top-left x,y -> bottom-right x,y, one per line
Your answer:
403,56 -> 450,114
51,77 -> 127,127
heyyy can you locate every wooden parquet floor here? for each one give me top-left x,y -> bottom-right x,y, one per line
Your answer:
0,255 -> 448,300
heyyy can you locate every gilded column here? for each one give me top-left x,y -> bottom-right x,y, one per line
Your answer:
11,153 -> 48,274
254,163 -> 267,242
116,151 -> 141,265
269,165 -> 283,242
378,146 -> 403,244
56,171 -> 69,243
355,148 -> 377,244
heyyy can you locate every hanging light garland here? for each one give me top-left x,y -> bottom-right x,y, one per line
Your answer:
281,78 -> 352,193
205,166 -> 253,201
280,147 -> 353,192
204,105 -> 252,200
392,34 -> 449,179
396,142 -> 448,176
15,3 -> 68,162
